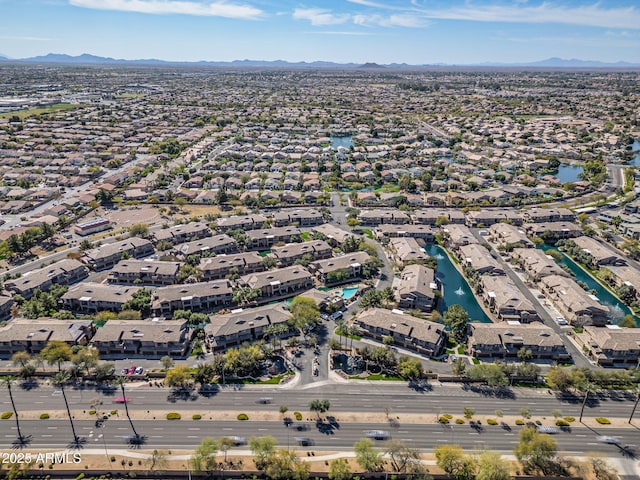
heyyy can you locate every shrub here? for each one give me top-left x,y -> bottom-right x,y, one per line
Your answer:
110,410 -> 118,415
438,416 -> 450,424
1,412 -> 13,420
535,420 -> 541,425
294,411 -> 302,421
564,416 -> 575,423
88,410 -> 96,415
555,419 -> 569,427
110,456 -> 116,462
237,413 -> 249,421
166,412 -> 181,420
76,474 -> 85,480
40,413 -> 50,420
192,414 -> 202,420
455,418 -> 464,424
487,419 -> 498,425
443,414 -> 453,419
595,417 -> 611,424
515,419 -> 524,425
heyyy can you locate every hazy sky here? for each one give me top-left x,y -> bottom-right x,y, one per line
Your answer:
1,0 -> 639,64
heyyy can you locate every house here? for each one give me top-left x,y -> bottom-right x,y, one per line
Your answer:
172,234 -> 238,258
539,275 -> 609,326
310,252 -> 371,285
240,266 -> 314,302
355,308 -> 445,357
357,209 -> 411,226
523,208 -> 576,223
83,238 -> 155,271
216,214 -> 268,232
311,223 -> 355,246
468,322 -> 569,361
0,318 -> 94,357
466,211 -> 523,227
73,217 -> 111,236
61,283 -> 142,313
412,209 -> 466,225
574,325 -> 640,366
394,264 -> 439,312
374,224 -> 435,242
489,223 -> 534,250
443,224 -> 479,251
269,240 -> 333,267
458,244 -> 504,275
570,236 -> 626,267
0,295 -> 13,320
388,237 -> 431,266
153,222 -> 211,245
272,209 -> 324,227
108,260 -> 181,286
151,280 -> 233,317
91,319 -> 191,357
524,222 -> 583,241
510,248 -> 569,281
480,275 -> 539,322
247,226 -> 301,250
5,259 -> 88,299
200,252 -> 264,281
205,304 -> 293,351
298,288 -> 344,312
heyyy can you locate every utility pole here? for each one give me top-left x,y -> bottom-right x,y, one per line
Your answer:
629,389 -> 640,424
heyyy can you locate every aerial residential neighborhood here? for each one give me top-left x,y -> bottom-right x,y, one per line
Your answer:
0,61 -> 639,479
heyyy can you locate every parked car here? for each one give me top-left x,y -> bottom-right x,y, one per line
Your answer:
134,366 -> 144,375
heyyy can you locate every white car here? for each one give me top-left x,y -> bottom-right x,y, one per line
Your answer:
597,436 -> 620,445
365,430 -> 390,440
555,317 -> 568,325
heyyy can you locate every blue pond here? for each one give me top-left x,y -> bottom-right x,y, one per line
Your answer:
628,140 -> 640,167
330,136 -> 353,150
342,287 -> 359,300
553,164 -> 583,183
424,245 -> 491,323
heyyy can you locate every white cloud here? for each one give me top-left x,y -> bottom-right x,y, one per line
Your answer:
346,0 -> 396,8
293,8 -> 350,26
353,13 -> 426,27
415,2 -> 640,30
0,36 -> 51,41
69,0 -> 264,20
306,31 -> 374,36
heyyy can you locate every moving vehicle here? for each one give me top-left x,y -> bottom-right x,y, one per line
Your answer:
597,436 -> 620,445
365,430 -> 390,440
113,397 -> 132,403
223,436 -> 247,446
537,426 -> 559,434
258,397 -> 273,404
295,437 -> 314,446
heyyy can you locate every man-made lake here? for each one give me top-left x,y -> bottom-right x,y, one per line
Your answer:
540,245 -> 638,326
424,244 -> 491,323
330,136 -> 353,150
554,164 -> 583,183
629,139 -> 640,167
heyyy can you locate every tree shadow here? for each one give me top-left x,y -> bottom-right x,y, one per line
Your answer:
126,434 -> 148,449
167,386 -> 198,402
11,435 -> 32,449
67,437 -> 88,450
197,384 -> 220,398
96,384 -> 117,395
316,419 -> 336,435
408,380 -> 432,393
463,384 -> 515,399
19,379 -> 39,391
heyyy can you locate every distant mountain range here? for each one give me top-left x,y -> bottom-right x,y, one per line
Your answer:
1,53 -> 638,69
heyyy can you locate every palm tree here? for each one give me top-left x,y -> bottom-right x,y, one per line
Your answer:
629,386 -> 640,424
1,376 -> 25,444
52,372 -> 79,445
579,381 -> 598,423
115,375 -> 139,439
309,399 -> 331,420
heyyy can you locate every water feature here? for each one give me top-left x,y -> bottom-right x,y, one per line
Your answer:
552,164 -> 583,183
424,244 -> 492,323
330,135 -> 353,150
540,245 -> 638,325
341,287 -> 359,300
628,139 -> 640,167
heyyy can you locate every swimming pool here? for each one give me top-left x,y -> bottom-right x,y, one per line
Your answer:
341,287 -> 358,300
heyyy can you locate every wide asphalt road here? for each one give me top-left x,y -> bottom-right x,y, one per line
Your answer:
1,419 -> 637,455
3,383 -> 639,421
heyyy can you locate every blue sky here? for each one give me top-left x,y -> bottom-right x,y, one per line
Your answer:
1,0 -> 639,64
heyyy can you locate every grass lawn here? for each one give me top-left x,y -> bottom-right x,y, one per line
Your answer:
300,232 -> 311,241
349,374 -> 404,381
0,103 -> 83,120
226,372 -> 294,384
361,229 -> 374,239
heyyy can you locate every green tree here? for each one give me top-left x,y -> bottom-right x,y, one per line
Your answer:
11,351 -> 31,369
160,355 -> 175,371
289,297 -> 320,336
190,437 -> 219,473
443,304 -> 469,342
619,315 -> 637,328
467,363 -> 508,387
397,356 -> 423,381
309,399 -> 330,419
476,450 -> 511,480
128,223 -> 150,238
41,340 -> 73,371
164,365 -> 192,389
359,290 -> 383,309
249,435 -> 277,470
546,365 -> 572,390
328,458 -> 351,480
71,346 -> 99,375
513,427 -> 557,474
121,288 -> 152,317
232,286 -> 260,306
435,444 -> 476,480
353,438 -> 383,472
452,357 -> 466,376
265,449 -> 310,480
385,439 -> 421,473
146,449 -> 168,473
